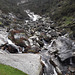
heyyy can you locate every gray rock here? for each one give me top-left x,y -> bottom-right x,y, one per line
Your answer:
0,53 -> 42,75
49,30 -> 57,37
51,36 -> 75,61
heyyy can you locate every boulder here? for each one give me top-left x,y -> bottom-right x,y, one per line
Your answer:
50,36 -> 75,62
0,53 -> 42,75
48,30 -> 58,37
36,40 -> 44,47
43,35 -> 52,43
5,44 -> 18,53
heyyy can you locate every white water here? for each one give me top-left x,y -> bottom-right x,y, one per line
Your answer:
41,40 -> 58,75
70,58 -> 73,65
53,68 -> 57,75
17,0 -> 28,5
25,10 -> 42,21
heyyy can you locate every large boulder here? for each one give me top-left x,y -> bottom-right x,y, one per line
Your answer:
0,53 -> 42,75
49,36 -> 75,62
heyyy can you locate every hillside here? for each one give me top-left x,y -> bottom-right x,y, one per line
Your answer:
0,0 -> 28,19
20,0 -> 75,39
0,0 -> 75,75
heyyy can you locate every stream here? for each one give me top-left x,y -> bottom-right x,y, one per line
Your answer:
25,10 -> 75,75
0,10 -> 75,75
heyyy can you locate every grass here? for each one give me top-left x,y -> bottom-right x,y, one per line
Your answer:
0,22 -> 2,25
0,64 -> 28,75
63,16 -> 73,25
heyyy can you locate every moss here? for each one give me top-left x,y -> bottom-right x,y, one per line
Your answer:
63,17 -> 73,26
27,50 -> 36,53
0,21 -> 2,25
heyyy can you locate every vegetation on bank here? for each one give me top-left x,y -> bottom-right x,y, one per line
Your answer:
0,64 -> 28,75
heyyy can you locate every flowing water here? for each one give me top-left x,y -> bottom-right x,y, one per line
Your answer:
24,10 -> 59,75
25,10 -> 42,21
0,9 -> 74,75
25,10 -> 75,75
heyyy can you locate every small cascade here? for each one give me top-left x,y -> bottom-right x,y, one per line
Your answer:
41,56 -> 54,75
41,55 -> 58,75
70,57 -> 73,65
25,10 -> 42,21
48,40 -> 55,50
40,39 -> 58,75
53,68 -> 57,75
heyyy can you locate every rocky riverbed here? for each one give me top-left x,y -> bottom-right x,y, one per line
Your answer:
0,10 -> 75,75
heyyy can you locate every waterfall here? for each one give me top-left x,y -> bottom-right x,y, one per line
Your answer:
70,57 -> 73,65
25,10 -> 42,21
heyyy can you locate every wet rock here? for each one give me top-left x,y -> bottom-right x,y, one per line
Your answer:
49,30 -> 58,37
72,57 -> 75,63
51,36 -> 75,62
8,29 -> 30,49
0,49 -> 9,54
49,47 -> 58,55
15,38 -> 27,48
50,56 -> 63,75
0,10 -> 2,15
4,20 -> 10,26
31,30 -> 35,36
69,66 -> 75,73
36,40 -> 44,47
60,29 -> 67,36
4,44 -> 18,53
50,57 -> 58,67
35,31 -> 41,36
69,31 -> 75,40
27,46 -> 41,53
41,56 -> 54,75
55,66 -> 62,75
73,31 -> 75,38
50,24 -> 55,29
43,35 -> 52,43
1,14 -> 8,19
0,22 -> 4,28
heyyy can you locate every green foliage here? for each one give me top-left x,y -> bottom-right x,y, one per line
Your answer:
61,4 -> 75,16
51,0 -> 75,21
0,0 -> 28,18
0,64 -> 28,75
63,17 -> 73,25
0,21 -> 2,25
